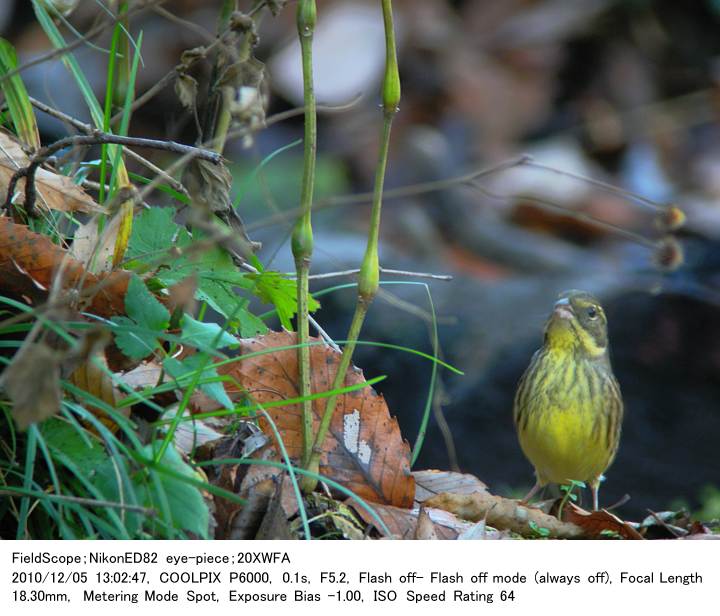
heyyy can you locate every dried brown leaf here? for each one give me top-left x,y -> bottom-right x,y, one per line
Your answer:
69,214 -> 123,272
229,478 -> 275,540
0,131 -> 101,214
563,503 -> 644,540
351,501 -> 483,540
0,341 -> 61,430
218,331 -> 415,508
414,469 -> 487,504
119,360 -> 164,389
425,491 -> 586,539
68,352 -> 129,433
414,507 -> 438,540
175,73 -> 199,110
0,217 -> 132,317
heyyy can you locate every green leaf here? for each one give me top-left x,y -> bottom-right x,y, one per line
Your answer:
181,314 -> 238,350
40,418 -> 108,470
111,276 -> 170,360
143,442 -> 209,538
112,316 -> 156,360
250,270 -> 319,330
93,441 -> 209,539
126,207 -> 179,260
233,304 -> 268,337
125,275 -> 170,331
164,356 -> 233,410
126,213 -> 267,334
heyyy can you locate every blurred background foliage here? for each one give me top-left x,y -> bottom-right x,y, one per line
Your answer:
2,0 -> 719,517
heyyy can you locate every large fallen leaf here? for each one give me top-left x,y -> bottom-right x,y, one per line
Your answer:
0,217 -> 131,317
218,331 -> 415,508
0,130 -> 101,214
350,501 -> 495,540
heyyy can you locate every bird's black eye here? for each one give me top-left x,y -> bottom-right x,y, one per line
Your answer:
587,306 -> 598,320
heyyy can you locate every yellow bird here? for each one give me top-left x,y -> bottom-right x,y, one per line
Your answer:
513,290 -> 623,510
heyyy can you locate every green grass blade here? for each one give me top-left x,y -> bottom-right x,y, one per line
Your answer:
0,38 -> 40,148
16,426 -> 38,539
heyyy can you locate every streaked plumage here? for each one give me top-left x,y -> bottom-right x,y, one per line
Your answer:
513,290 -> 623,510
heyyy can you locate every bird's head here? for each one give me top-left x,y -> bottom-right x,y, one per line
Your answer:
544,289 -> 608,358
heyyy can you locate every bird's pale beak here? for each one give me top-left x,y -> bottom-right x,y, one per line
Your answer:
553,297 -> 574,320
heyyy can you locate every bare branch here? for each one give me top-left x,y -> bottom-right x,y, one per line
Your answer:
4,133 -> 220,216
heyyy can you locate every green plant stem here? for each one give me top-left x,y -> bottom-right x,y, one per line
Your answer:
212,86 -> 234,153
293,0 -> 317,469
301,298 -> 369,489
302,0 -> 400,492
113,2 -> 131,114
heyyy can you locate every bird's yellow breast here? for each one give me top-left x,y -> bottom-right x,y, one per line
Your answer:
515,348 -> 615,486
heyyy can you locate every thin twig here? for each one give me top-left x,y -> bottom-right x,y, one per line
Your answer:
308,315 -> 340,352
151,5 -> 215,42
522,160 -> 666,211
470,182 -> 658,248
4,133 -> 220,216
28,96 -> 89,133
29,96 -> 189,196
296,267 -> 452,281
247,154 -> 531,231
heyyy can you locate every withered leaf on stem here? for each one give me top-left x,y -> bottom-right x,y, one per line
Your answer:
175,73 -> 199,111
1,341 -> 62,430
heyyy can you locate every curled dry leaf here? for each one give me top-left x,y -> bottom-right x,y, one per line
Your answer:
424,492 -> 586,539
69,209 -> 131,273
0,217 -> 131,317
0,131 -> 101,214
175,73 -> 199,111
562,502 -> 644,540
414,507 -> 439,540
68,352 -> 130,433
218,331 -> 415,508
0,341 -> 61,430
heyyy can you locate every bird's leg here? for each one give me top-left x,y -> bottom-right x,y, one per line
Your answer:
590,479 -> 601,511
520,480 -> 543,506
